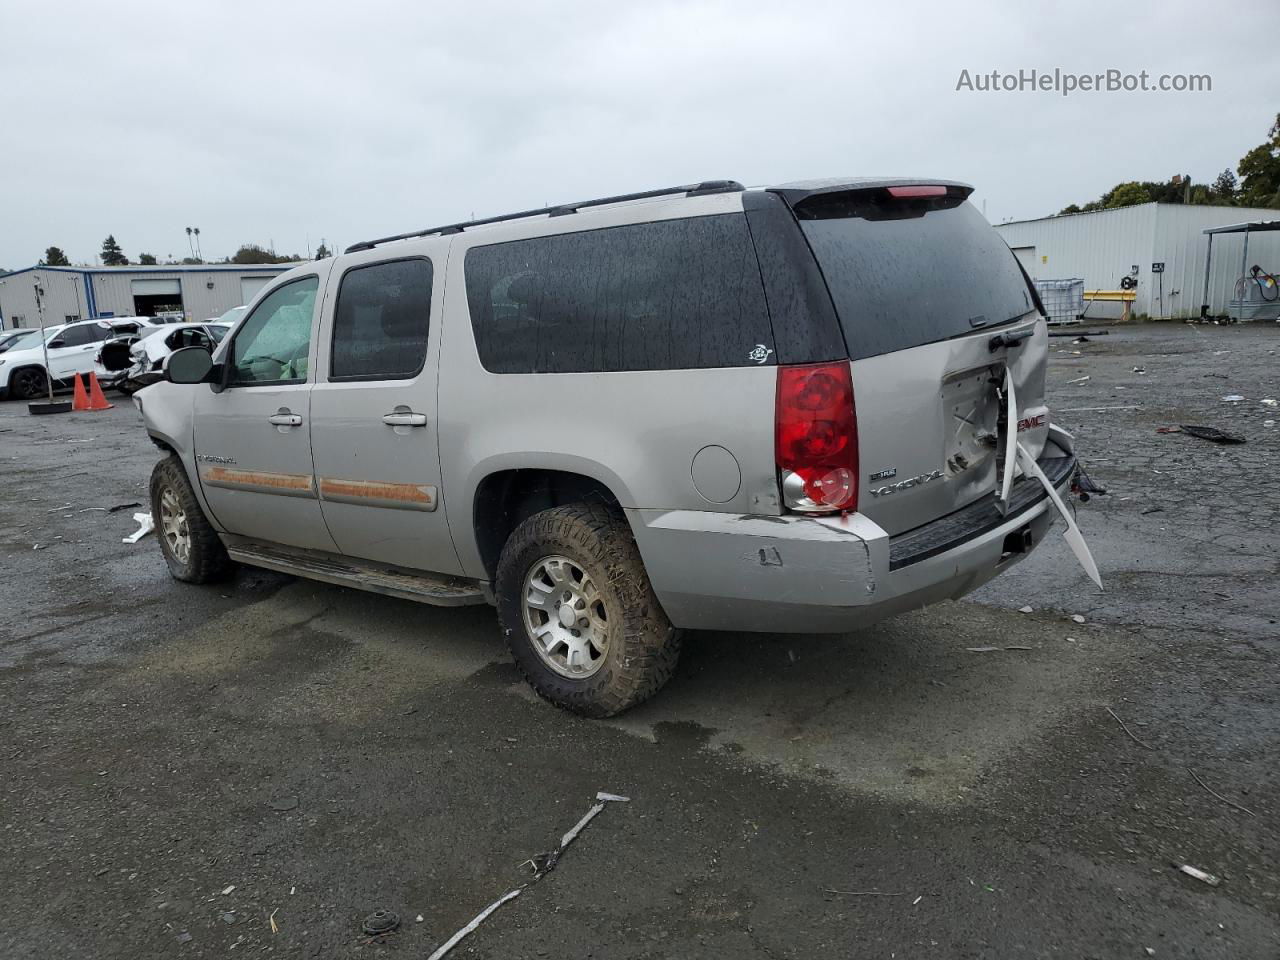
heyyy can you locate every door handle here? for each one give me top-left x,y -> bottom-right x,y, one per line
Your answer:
382,411 -> 428,427
268,412 -> 303,427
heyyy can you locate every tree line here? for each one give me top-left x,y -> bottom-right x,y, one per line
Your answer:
1058,111 -> 1280,214
36,237 -> 334,268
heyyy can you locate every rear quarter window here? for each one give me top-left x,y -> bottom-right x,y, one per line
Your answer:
464,214 -> 774,373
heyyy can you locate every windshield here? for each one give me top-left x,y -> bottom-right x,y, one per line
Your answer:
795,192 -> 1034,360
217,306 -> 247,325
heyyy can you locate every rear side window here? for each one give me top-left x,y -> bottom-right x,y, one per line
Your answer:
330,258 -> 432,381
59,324 -> 105,347
795,193 -> 1034,360
464,214 -> 773,373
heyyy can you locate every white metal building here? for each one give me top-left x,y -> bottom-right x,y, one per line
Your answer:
995,203 -> 1280,319
0,263 -> 298,330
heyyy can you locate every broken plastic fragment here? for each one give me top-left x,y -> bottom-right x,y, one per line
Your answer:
1177,864 -> 1220,886
1016,442 -> 1102,590
122,512 -> 154,544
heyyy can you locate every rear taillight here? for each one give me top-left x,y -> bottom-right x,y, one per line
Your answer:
775,362 -> 858,514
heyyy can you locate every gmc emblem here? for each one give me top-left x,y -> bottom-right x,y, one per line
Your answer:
1017,414 -> 1047,432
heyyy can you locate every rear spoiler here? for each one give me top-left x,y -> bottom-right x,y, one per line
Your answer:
766,178 -> 974,208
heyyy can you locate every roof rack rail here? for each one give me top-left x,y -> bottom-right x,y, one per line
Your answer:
344,180 -> 744,254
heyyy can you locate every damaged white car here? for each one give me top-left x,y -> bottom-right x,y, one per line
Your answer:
99,322 -> 231,395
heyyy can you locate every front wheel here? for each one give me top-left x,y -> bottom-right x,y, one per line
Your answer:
496,502 -> 680,718
149,455 -> 233,583
10,367 -> 48,401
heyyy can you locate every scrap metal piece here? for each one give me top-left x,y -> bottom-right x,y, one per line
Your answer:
425,792 -> 630,960
362,909 -> 400,936
1016,442 -> 1102,589
1179,425 -> 1245,444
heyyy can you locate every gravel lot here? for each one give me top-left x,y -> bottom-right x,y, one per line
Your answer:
2,323 -> 1278,959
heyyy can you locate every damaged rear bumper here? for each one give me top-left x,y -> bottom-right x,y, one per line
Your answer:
628,431 -> 1077,634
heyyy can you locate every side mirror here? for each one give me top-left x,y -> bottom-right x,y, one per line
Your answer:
48,339 -> 66,349
166,346 -> 215,384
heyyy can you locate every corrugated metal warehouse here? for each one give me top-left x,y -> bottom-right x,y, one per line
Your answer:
0,263 -> 297,330
995,203 -> 1280,320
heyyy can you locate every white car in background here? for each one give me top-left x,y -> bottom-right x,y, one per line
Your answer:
0,317 -> 157,400
0,328 -> 42,353
101,322 -> 232,394
208,305 -> 247,326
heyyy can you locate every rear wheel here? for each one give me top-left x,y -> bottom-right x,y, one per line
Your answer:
149,455 -> 233,583
10,367 -> 48,401
496,502 -> 680,717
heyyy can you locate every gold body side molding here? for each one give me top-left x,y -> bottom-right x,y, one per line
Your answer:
201,466 -> 316,498
318,477 -> 437,512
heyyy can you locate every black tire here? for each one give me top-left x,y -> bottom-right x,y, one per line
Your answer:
9,366 -> 48,401
496,502 -> 680,718
149,455 -> 233,583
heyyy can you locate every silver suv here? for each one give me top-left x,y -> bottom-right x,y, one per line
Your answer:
140,178 -> 1085,716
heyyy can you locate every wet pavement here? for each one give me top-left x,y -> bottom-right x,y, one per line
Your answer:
1,322 -> 1278,958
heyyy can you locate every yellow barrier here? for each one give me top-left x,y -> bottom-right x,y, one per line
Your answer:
1082,289 -> 1136,320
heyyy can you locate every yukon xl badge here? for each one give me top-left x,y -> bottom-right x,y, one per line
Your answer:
869,468 -> 898,482
869,469 -> 944,497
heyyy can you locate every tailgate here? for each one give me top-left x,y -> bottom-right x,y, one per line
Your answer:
785,181 -> 1049,535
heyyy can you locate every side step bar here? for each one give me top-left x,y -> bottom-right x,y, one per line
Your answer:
223,538 -> 488,607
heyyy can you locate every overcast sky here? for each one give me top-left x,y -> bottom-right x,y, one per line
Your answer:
1,0 -> 1276,268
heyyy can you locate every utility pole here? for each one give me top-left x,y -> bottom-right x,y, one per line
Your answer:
34,276 -> 54,401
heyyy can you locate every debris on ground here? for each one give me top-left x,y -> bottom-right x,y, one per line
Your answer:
1071,614 -> 1086,624
1072,336 -> 1090,344
1132,366 -> 1146,374
1018,605 -> 1033,614
1066,375 -> 1090,384
122,512 -> 154,543
966,646 -> 1002,653
1221,395 -> 1245,402
425,792 -> 630,960
1141,506 -> 1165,515
361,909 -> 400,936
1189,770 -> 1256,817
823,888 -> 906,897
1179,425 -> 1246,444
1071,464 -> 1107,502
1106,707 -> 1152,749
269,908 -> 279,934
415,914 -> 425,923
220,885 -> 235,895
1177,864 -> 1221,887
108,501 -> 142,513
1261,398 -> 1277,407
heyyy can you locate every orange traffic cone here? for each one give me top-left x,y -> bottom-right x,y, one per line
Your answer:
72,372 -> 90,411
85,372 -> 114,411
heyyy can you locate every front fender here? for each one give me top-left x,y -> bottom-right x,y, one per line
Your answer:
137,382 -> 227,533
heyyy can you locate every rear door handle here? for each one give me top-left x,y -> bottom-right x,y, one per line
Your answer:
382,411 -> 428,427
268,412 -> 303,427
